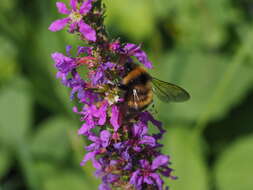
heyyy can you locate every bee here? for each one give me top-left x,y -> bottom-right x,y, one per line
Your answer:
120,62 -> 190,111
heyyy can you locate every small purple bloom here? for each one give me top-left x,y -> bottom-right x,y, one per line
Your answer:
130,122 -> 156,151
81,130 -> 111,167
56,2 -> 71,14
79,21 -> 97,42
90,62 -> 115,86
74,104 -> 98,135
77,46 -> 93,56
86,130 -> 111,151
95,101 -> 108,125
49,0 -> 96,42
130,156 -> 169,190
66,45 -> 72,56
110,105 -> 120,131
49,17 -> 70,31
124,43 -> 153,69
99,183 -> 111,190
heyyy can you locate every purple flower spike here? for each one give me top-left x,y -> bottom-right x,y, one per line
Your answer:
50,1 -> 176,189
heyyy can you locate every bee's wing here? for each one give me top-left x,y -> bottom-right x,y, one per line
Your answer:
151,77 -> 190,102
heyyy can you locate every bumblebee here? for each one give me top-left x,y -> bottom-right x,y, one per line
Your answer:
120,62 -> 190,111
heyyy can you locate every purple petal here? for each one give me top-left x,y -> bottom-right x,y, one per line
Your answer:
70,0 -> 77,10
78,21 -> 96,42
77,46 -> 92,56
124,43 -> 140,54
103,174 -> 119,183
66,45 -> 72,56
150,173 -> 163,190
113,142 -> 124,150
69,22 -> 78,33
110,105 -> 120,131
80,0 -> 93,14
96,101 -> 108,125
80,151 -> 96,166
140,160 -> 150,169
124,43 -> 153,69
100,130 -> 111,148
151,155 -> 169,170
141,111 -> 162,128
48,17 -> 70,31
130,170 -> 140,186
88,135 -> 99,143
110,41 -> 120,51
51,52 -> 75,73
137,176 -> 144,187
140,136 -> 156,147
134,50 -> 153,69
78,119 -> 95,135
144,176 -> 153,185
85,143 -> 98,151
103,62 -> 115,69
56,2 -> 70,14
92,159 -> 102,169
122,151 -> 130,160
92,69 -> 103,85
99,183 -> 111,190
132,122 -> 147,137
133,146 -> 141,152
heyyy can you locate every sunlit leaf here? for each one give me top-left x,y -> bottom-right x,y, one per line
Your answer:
31,117 -> 78,162
105,0 -> 156,40
214,134 -> 253,190
0,78 -> 32,146
43,170 -> 96,190
163,127 -> 209,190
0,148 -> 12,180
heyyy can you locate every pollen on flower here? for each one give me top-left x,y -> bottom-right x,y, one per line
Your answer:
69,11 -> 82,22
105,88 -> 121,105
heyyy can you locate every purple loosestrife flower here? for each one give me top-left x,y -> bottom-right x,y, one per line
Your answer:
49,0 -> 96,41
123,43 -> 153,69
49,0 -> 176,189
130,156 -> 170,190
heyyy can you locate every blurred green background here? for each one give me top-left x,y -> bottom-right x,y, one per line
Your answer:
0,0 -> 253,189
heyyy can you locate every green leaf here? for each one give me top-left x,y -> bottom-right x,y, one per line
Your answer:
163,127 -> 209,190
156,44 -> 253,124
0,147 -> 12,180
105,0 -> 156,40
31,117 -> 78,162
0,78 -> 32,146
0,36 -> 18,84
43,170 -> 96,190
32,161 -> 97,190
214,134 -> 253,190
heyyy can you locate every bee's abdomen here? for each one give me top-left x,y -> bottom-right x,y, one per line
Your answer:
126,82 -> 153,110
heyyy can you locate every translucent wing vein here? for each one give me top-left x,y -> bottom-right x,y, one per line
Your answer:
151,77 -> 190,102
